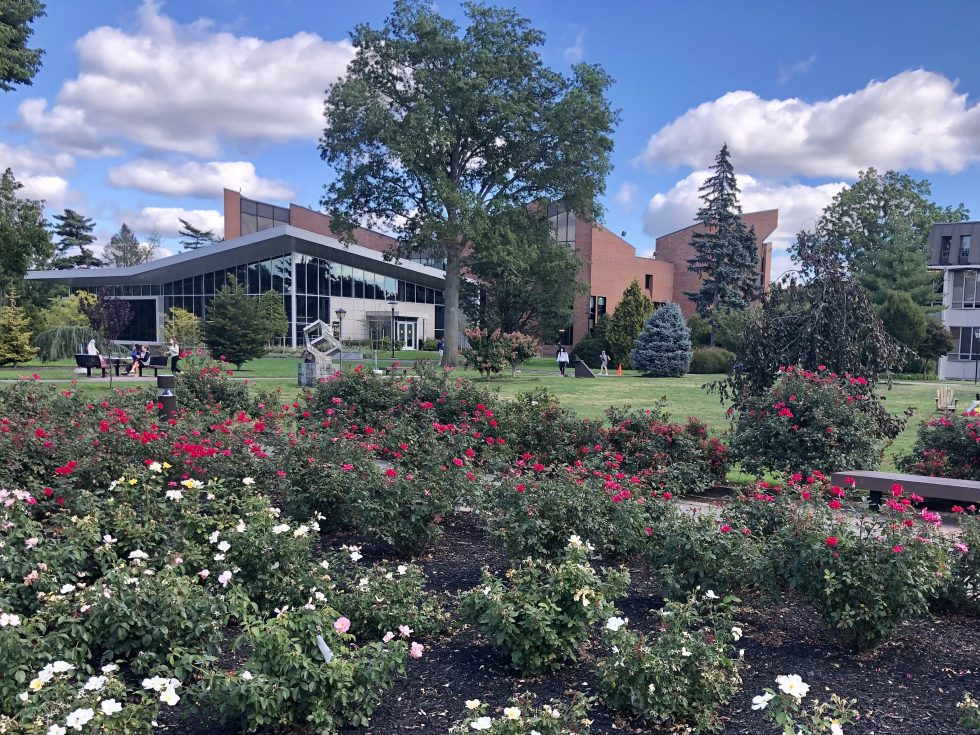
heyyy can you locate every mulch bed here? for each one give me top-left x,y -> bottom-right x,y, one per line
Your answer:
173,512 -> 980,734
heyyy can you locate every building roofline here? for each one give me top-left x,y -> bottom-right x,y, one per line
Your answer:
27,224 -> 447,285
654,209 -> 779,240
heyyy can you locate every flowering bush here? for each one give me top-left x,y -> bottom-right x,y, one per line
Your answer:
448,692 -> 594,734
597,590 -> 743,733
752,676 -> 857,735
960,693 -> 980,731
644,502 -> 775,600
175,356 -> 253,413
729,366 -> 891,476
493,387 -> 603,464
460,542 -> 629,675
202,606 -> 413,733
932,505 -> 980,612
790,481 -> 949,651
5,662 -> 172,735
324,550 -> 448,639
899,413 -> 980,480
486,471 -> 648,560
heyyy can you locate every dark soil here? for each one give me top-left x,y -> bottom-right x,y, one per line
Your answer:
171,512 -> 980,734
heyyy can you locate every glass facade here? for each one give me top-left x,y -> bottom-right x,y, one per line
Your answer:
948,326 -> 980,361
547,202 -> 576,248
950,270 -> 980,309
240,197 -> 290,236
88,252 -> 445,345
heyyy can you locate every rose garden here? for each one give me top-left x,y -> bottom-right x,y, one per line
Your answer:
0,357 -> 978,735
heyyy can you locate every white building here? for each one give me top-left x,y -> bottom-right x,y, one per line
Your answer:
929,221 -> 980,380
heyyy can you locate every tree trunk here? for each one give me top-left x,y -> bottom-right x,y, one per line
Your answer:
442,245 -> 463,367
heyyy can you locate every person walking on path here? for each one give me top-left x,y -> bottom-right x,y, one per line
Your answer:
168,337 -> 181,374
437,338 -> 445,363
556,345 -> 570,377
599,350 -> 609,376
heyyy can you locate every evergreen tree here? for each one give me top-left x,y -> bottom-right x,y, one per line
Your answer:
0,1 -> 46,92
203,277 -> 267,369
0,293 -> 37,365
51,209 -> 103,269
685,144 -> 760,331
102,223 -> 155,267
257,290 -> 289,345
878,289 -> 926,350
178,218 -> 218,250
605,280 -> 653,369
631,302 -> 692,377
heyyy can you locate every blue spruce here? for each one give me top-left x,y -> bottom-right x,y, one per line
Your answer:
631,302 -> 692,377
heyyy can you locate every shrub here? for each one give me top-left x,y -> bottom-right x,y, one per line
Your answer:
493,387 -> 603,464
630,302 -> 692,377
644,502 -> 774,600
932,506 -> 980,612
486,472 -> 648,560
790,481 -> 949,651
419,336 -> 438,351
202,606 -> 412,733
175,356 -> 252,413
898,414 -> 980,480
689,347 -> 735,374
597,590 -> 743,733
460,327 -> 510,378
460,543 -> 629,675
960,693 -> 980,731
571,333 -> 611,369
448,693 -> 594,734
729,366 -> 886,476
753,678 -> 858,735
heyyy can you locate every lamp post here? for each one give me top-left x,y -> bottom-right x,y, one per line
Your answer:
557,328 -> 566,349
335,307 -> 346,373
974,327 -> 980,384
387,299 -> 398,359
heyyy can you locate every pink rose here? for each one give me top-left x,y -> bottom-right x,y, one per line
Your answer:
410,642 -> 424,659
334,616 -> 351,634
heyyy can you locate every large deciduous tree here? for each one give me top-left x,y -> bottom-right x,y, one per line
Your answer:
0,0 -> 45,92
794,168 -> 969,305
462,207 -> 584,339
319,0 -> 618,366
686,144 -> 760,337
0,167 -> 51,300
51,209 -> 103,269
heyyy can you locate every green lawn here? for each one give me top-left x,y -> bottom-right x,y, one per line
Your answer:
3,354 -> 973,472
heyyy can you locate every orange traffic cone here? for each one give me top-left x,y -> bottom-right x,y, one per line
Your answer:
616,364 -> 623,376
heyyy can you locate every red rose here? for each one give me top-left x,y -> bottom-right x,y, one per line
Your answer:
825,536 -> 839,547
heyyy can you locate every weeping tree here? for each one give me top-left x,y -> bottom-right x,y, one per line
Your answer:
34,325 -> 97,361
319,0 -> 618,366
719,225 -> 910,440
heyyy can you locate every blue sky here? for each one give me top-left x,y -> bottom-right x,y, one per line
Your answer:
2,0 -> 979,277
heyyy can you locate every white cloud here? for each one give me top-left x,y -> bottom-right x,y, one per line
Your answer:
107,160 -> 293,200
564,27 -> 585,63
636,70 -> 980,178
18,0 -> 355,157
642,170 -> 847,252
777,53 -> 816,85
0,143 -> 75,207
613,182 -> 637,210
129,207 -> 223,238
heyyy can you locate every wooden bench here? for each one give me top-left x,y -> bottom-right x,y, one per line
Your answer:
145,355 -> 170,377
74,353 -> 108,378
831,470 -> 980,506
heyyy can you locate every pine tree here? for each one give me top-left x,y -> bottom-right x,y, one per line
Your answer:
203,277 -> 267,368
257,290 -> 289,345
178,219 -> 217,250
605,280 -> 653,369
0,294 -> 37,365
631,302 -> 692,377
686,144 -> 760,330
52,209 -> 103,269
103,223 -> 154,267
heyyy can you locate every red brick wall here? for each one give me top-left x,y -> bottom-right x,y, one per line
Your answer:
654,209 -> 778,319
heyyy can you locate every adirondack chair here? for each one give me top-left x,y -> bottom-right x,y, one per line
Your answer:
936,387 -> 958,413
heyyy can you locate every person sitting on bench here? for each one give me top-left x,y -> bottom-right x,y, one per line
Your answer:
127,345 -> 150,376
85,339 -> 109,375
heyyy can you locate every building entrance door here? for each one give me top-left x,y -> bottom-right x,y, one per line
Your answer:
396,320 -> 416,350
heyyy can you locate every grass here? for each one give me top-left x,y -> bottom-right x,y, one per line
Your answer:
4,352 -> 975,472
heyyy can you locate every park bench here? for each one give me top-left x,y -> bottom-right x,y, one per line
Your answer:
831,469 -> 980,507
145,355 -> 170,377
74,353 -> 108,378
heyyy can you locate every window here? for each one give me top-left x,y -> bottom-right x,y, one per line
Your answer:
949,327 -> 980,361
961,235 -> 973,264
940,236 -> 952,264
951,270 -> 980,308
644,274 -> 653,291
